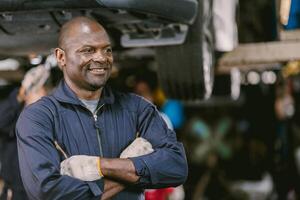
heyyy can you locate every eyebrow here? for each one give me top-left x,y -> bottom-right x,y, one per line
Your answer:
82,43 -> 111,48
77,43 -> 111,50
74,43 -> 110,53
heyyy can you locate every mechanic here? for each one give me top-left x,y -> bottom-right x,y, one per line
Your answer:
16,16 -> 188,200
0,65 -> 50,200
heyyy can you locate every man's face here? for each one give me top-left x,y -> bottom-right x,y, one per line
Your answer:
61,25 -> 113,91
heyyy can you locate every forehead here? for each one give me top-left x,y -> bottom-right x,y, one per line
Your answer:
65,23 -> 111,49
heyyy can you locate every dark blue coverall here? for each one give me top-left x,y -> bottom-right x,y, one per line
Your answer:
16,81 -> 188,200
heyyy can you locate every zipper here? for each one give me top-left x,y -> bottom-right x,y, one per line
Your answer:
93,104 -> 105,157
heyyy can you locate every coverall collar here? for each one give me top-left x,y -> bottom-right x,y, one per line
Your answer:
52,80 -> 115,106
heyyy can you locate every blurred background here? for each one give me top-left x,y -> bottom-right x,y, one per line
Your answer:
0,0 -> 300,199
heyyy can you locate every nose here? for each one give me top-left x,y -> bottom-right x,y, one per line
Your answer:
93,50 -> 107,63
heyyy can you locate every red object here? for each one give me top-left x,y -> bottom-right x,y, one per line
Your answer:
145,188 -> 175,200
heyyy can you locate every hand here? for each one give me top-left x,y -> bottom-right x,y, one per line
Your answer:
120,137 -> 154,158
22,65 -> 49,94
60,155 -> 103,181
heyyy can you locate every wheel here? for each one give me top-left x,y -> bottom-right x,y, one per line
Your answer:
155,0 -> 215,100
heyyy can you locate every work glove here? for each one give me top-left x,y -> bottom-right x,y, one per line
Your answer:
60,138 -> 153,181
120,137 -> 154,158
22,65 -> 49,95
60,155 -> 103,181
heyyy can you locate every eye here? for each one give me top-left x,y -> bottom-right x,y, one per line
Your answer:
104,47 -> 112,54
81,47 -> 95,53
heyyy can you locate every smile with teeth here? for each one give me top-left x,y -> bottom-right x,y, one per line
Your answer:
89,68 -> 107,75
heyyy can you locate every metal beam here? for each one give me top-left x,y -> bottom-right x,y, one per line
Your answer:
217,63 -> 282,74
280,29 -> 300,41
217,40 -> 300,73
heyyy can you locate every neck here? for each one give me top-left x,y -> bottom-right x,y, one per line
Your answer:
77,88 -> 102,100
65,79 -> 103,100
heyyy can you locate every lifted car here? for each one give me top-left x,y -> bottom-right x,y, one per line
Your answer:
0,0 -> 214,100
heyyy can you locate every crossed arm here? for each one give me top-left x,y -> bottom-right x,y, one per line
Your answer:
60,137 -> 153,199
100,158 -> 138,200
17,98 -> 187,200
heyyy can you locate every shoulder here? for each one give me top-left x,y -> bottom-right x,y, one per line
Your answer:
16,96 -> 58,140
113,91 -> 155,113
18,96 -> 56,124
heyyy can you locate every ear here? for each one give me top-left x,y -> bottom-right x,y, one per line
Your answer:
55,48 -> 66,70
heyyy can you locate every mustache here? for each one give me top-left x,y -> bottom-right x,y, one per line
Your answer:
86,61 -> 111,69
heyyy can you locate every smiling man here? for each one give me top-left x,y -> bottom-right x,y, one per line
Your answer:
16,17 -> 188,200
57,18 -> 113,96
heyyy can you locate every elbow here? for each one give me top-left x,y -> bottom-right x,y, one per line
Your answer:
164,164 -> 188,188
167,144 -> 189,186
174,156 -> 188,186
181,160 -> 188,184
175,144 -> 189,185
146,144 -> 189,188
164,153 -> 189,187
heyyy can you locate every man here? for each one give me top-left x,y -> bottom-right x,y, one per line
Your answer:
16,16 -> 188,200
0,65 -> 50,200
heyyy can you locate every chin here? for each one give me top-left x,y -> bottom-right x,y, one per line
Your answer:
85,76 -> 109,90
89,82 -> 106,90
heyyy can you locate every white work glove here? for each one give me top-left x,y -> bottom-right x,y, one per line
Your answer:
120,137 -> 154,158
60,138 -> 153,181
60,155 -> 103,181
22,65 -> 49,94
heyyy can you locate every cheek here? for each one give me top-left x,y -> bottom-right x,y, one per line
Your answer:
107,57 -> 113,67
108,56 -> 113,64
68,56 -> 90,72
70,56 -> 84,66
66,53 -> 89,65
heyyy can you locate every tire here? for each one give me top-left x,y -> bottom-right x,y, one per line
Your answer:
155,0 -> 214,100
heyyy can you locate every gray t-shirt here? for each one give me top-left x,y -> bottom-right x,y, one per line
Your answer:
79,98 -> 99,113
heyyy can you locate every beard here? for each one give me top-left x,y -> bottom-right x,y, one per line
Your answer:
83,61 -> 112,90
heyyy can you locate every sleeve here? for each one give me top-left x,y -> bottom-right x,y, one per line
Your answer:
16,104 -> 104,200
129,98 -> 188,188
0,88 -> 23,137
